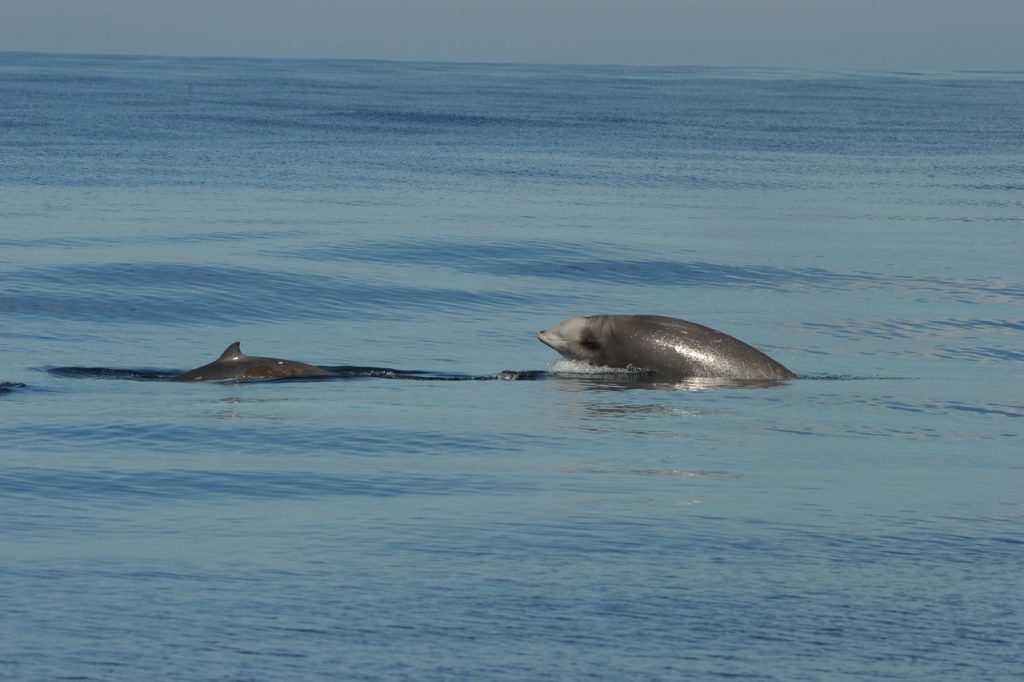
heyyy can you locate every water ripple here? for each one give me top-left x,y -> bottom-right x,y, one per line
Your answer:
871,397 -> 1023,419
803,318 -> 1024,355
286,237 -> 1024,301
1,262 -> 532,323
2,421 -> 526,457
289,237 -> 857,289
1,467 -> 531,501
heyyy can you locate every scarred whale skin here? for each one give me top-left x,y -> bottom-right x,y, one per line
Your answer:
538,315 -> 796,380
172,342 -> 337,382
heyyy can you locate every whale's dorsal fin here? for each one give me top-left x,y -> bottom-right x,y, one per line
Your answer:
217,342 -> 244,361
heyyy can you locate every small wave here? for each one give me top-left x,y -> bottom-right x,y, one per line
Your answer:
566,467 -> 743,480
0,467 -> 532,502
289,237 -> 863,291
2,262 -> 534,324
935,346 -> 1024,362
874,397 -> 1024,420
344,108 -> 518,128
285,236 -> 1024,305
4,420 -> 533,457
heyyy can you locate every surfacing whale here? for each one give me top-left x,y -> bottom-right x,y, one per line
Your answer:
538,315 -> 796,380
172,342 -> 338,382
48,349 -> 544,383
0,381 -> 27,395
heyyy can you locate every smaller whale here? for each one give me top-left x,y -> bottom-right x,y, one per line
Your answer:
172,342 -> 338,382
538,315 -> 795,380
0,380 -> 27,395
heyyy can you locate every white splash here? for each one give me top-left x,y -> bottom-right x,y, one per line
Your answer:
549,359 -> 648,375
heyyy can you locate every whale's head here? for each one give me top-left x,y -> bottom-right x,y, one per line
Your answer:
537,316 -> 611,365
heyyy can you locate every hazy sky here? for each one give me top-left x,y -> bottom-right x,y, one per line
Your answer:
3,0 -> 1023,71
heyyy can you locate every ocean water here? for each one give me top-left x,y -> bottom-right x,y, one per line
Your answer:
1,52 -> 1022,680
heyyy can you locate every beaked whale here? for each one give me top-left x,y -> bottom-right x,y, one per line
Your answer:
172,342 -> 338,382
538,315 -> 795,380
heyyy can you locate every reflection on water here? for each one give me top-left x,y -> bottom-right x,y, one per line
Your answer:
550,367 -> 794,392
565,467 -> 744,480
212,394 -> 292,420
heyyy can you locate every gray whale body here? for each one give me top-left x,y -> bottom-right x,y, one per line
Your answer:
538,315 -> 795,380
172,342 -> 337,382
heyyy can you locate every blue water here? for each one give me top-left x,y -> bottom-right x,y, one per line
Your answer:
2,52 -> 1022,680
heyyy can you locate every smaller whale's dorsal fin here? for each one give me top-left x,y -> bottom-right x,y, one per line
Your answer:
218,342 -> 244,361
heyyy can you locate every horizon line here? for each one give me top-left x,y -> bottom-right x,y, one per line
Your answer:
3,48 -> 1021,79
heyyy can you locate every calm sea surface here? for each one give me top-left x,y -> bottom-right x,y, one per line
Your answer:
1,52 -> 1022,680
